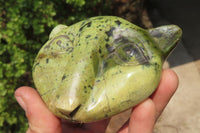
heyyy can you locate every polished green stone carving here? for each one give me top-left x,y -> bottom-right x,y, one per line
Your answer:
32,16 -> 182,123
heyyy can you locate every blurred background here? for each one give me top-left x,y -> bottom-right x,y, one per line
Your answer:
0,0 -> 199,132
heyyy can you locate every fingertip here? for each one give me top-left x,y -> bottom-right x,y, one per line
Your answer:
131,99 -> 156,123
15,86 -> 34,96
15,87 -> 61,133
163,69 -> 179,92
151,69 -> 179,118
163,68 -> 179,83
15,87 -> 36,112
156,69 -> 179,100
129,99 -> 156,133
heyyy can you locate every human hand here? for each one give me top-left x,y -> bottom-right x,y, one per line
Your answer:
15,69 -> 178,133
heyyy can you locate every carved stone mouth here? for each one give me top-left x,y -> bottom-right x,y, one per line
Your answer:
58,104 -> 81,118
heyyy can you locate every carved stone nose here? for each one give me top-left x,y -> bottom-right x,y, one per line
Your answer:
54,53 -> 98,118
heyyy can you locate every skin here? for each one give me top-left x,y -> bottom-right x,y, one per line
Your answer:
15,69 -> 179,133
32,16 -> 182,122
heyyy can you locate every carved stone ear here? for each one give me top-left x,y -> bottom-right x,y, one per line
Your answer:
49,24 -> 68,39
148,25 -> 182,58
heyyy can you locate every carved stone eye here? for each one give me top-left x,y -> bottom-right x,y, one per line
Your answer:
114,43 -> 149,65
99,42 -> 149,76
99,36 -> 150,76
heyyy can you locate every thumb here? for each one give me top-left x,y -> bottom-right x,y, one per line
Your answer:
15,87 -> 62,133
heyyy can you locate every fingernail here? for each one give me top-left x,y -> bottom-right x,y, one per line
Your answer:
15,96 -> 27,112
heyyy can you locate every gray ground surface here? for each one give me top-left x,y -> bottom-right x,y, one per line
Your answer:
106,0 -> 200,132
150,1 -> 200,133
154,38 -> 200,133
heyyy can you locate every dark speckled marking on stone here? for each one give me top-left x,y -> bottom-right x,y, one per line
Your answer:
105,44 -> 115,53
105,19 -> 109,23
46,58 -> 49,64
115,20 -> 122,26
62,75 -> 66,81
66,47 -> 74,53
153,46 -> 157,49
96,80 -> 100,82
103,61 -> 108,68
56,95 -> 60,99
105,38 -> 109,42
35,62 -> 39,66
105,27 -> 116,37
146,40 -> 150,45
86,35 -> 91,39
87,22 -> 92,27
144,62 -> 151,68
99,49 -> 102,54
153,62 -> 159,72
32,62 -> 39,71
79,22 -> 92,32
88,85 -> 93,90
79,26 -> 84,32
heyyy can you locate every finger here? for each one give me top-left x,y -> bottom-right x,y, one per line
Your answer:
118,99 -> 156,133
15,86 -> 61,133
150,69 -> 179,118
86,119 -> 110,133
117,120 -> 129,133
61,118 -> 110,133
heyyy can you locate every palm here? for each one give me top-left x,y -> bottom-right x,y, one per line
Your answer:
61,119 -> 109,133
